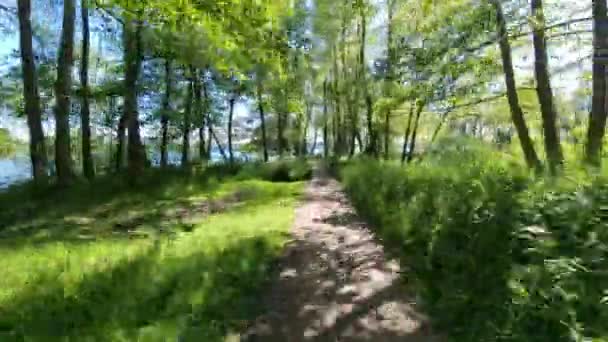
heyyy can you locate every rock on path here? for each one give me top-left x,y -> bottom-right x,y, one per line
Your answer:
240,169 -> 443,341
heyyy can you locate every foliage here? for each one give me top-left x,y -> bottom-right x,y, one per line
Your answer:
0,128 -> 17,157
336,138 -> 608,341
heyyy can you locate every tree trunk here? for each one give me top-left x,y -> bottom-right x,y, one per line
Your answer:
257,85 -> 269,162
407,102 -> 424,163
123,15 -> 145,182
323,79 -> 329,158
209,125 -> 228,162
228,97 -> 235,163
302,103 -> 311,156
277,112 -> 284,158
54,0 -> 76,185
586,0 -> 608,166
116,113 -> 126,171
401,102 -> 415,163
181,67 -> 194,166
204,81 -> 213,161
194,73 -> 205,162
384,0 -> 396,161
491,0 -> 542,171
384,110 -> 391,159
80,0 -> 94,179
17,0 -> 48,183
160,59 -> 172,168
531,0 -> 564,174
365,94 -> 375,156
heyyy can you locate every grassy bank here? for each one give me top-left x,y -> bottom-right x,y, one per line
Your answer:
333,139 -> 608,342
0,162 -> 308,341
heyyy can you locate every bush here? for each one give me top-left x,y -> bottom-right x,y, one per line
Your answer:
235,159 -> 313,183
337,138 -> 608,342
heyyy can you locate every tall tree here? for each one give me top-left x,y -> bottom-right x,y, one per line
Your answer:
181,67 -> 193,166
257,84 -> 269,162
383,0 -> 396,160
80,0 -> 94,179
54,0 -> 76,185
585,0 -> 608,166
193,70 -> 205,162
123,15 -> 145,182
160,59 -> 172,168
227,95 -> 235,164
491,0 -> 541,171
17,0 -> 48,183
531,0 -> 563,174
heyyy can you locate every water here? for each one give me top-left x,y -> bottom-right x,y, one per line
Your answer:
0,156 -> 32,189
0,148 -> 256,190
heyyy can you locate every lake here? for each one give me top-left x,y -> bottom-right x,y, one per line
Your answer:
0,156 -> 31,189
0,148 -> 255,190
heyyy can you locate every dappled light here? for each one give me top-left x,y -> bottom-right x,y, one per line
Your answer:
2,0 -> 608,340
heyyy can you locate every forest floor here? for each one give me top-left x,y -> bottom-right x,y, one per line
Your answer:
238,167 -> 444,341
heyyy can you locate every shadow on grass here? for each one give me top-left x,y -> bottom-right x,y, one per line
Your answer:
0,235 -> 284,341
0,167 -> 302,249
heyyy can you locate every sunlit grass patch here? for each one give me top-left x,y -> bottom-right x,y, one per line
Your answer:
0,172 -> 304,341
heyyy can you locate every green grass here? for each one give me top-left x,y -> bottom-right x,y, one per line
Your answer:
0,166 -> 305,341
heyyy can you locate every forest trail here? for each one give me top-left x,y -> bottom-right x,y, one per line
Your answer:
238,167 -> 443,341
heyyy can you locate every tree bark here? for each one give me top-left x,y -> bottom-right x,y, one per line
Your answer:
531,0 -> 564,174
407,101 -> 424,163
228,96 -> 235,163
54,0 -> 76,185
277,112 -> 284,158
193,70 -> 205,162
257,85 -> 269,162
401,102 -> 415,163
585,0 -> 608,166
80,0 -> 94,180
384,110 -> 391,159
123,15 -> 145,182
181,66 -> 194,166
491,0 -> 541,171
160,59 -> 172,168
323,79 -> 329,158
17,0 -> 48,183
115,113 -> 126,172
384,0 -> 396,161
203,81 -> 213,161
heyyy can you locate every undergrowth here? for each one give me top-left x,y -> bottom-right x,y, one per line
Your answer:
334,137 -> 608,342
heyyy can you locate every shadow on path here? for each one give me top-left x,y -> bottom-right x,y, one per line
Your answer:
240,169 -> 443,341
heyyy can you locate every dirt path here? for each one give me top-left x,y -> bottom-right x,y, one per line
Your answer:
239,168 -> 443,341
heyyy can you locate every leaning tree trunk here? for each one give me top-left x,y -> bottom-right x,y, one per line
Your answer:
585,0 -> 608,166
407,101 -> 424,163
181,67 -> 194,166
401,102 -> 415,163
17,0 -> 48,183
80,0 -> 94,179
491,0 -> 541,171
257,86 -> 269,162
228,96 -> 235,164
531,0 -> 563,174
54,0 -> 76,185
123,15 -> 145,182
160,59 -> 172,168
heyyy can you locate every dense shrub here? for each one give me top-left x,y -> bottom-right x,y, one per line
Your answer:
236,159 -> 313,182
337,138 -> 608,342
